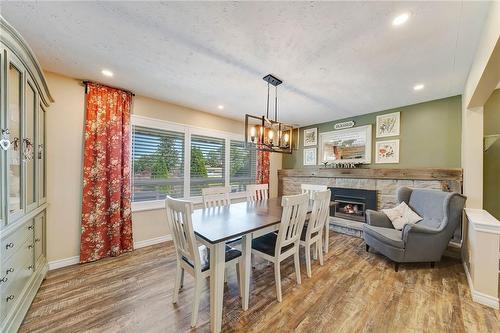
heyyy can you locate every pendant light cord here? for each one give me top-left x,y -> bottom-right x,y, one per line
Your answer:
266,82 -> 270,119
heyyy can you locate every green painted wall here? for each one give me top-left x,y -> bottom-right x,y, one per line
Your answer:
283,95 -> 462,169
484,89 -> 500,220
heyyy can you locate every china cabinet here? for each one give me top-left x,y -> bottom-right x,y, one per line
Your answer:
0,16 -> 53,332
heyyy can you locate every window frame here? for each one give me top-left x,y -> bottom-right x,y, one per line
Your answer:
131,115 -> 252,212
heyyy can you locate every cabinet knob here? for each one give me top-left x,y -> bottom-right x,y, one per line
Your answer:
0,277 -> 7,284
6,268 -> 14,275
28,225 -> 34,230
35,238 -> 41,243
28,244 -> 34,250
6,295 -> 15,302
28,265 -> 34,270
5,242 -> 14,249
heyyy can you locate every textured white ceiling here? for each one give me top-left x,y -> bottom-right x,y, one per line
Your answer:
0,1 -> 490,126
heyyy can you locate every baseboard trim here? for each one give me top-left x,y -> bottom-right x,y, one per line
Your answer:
134,235 -> 172,249
463,261 -> 499,309
48,256 -> 80,270
48,235 -> 173,270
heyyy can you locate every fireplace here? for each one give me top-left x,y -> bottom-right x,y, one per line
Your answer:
328,187 -> 377,222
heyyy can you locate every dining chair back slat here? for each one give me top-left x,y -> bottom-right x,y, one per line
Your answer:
246,184 -> 269,202
276,193 -> 309,250
166,196 -> 200,268
202,186 -> 231,208
301,184 -> 328,200
307,190 -> 331,237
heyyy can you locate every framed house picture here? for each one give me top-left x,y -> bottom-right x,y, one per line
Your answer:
303,148 -> 317,166
376,112 -> 400,138
375,139 -> 400,164
303,128 -> 318,146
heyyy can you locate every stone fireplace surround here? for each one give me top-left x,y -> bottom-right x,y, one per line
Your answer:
278,168 -> 463,239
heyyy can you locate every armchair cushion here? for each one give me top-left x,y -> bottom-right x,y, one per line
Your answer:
363,225 -> 404,248
382,201 -> 423,230
365,209 -> 393,228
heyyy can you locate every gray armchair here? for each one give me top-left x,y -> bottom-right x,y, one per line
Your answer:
363,187 -> 466,271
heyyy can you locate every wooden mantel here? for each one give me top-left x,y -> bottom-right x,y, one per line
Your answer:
278,168 -> 463,181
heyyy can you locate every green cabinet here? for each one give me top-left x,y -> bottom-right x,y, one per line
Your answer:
0,16 -> 53,333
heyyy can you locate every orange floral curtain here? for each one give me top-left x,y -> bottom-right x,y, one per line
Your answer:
256,150 -> 270,184
80,83 -> 133,263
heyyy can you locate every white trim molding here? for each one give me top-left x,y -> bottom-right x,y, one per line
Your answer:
463,261 -> 499,309
48,235 -> 174,270
48,256 -> 80,270
134,235 -> 172,249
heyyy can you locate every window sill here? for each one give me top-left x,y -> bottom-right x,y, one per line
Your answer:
131,191 -> 248,213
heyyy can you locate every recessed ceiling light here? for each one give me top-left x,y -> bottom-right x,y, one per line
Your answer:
101,69 -> 113,77
217,105 -> 224,110
413,83 -> 424,91
392,12 -> 410,26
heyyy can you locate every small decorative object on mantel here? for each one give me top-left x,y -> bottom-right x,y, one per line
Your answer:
320,161 -> 363,169
375,139 -> 400,164
303,128 -> 317,146
376,112 -> 400,138
334,120 -> 355,130
303,147 -> 317,165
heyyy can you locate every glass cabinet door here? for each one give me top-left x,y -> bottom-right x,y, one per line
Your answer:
26,81 -> 37,210
38,105 -> 46,202
7,62 -> 23,219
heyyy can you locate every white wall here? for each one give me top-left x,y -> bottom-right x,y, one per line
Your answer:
461,1 -> 500,208
44,71 -> 282,263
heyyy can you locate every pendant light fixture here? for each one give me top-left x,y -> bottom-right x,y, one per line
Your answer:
245,74 -> 294,154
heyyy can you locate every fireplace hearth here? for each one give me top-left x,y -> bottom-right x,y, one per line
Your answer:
328,187 -> 377,222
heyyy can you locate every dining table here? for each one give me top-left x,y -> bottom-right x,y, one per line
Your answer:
191,197 -> 334,333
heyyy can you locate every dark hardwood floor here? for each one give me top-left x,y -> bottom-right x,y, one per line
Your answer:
20,232 -> 499,333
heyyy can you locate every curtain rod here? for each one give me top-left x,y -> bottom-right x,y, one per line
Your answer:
81,80 -> 135,96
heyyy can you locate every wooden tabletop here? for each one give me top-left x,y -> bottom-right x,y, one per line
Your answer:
192,197 -> 285,244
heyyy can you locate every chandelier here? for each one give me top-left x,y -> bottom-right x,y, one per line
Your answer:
245,74 -> 294,154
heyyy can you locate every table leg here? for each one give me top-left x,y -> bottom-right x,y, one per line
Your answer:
210,242 -> 225,333
324,221 -> 329,253
241,234 -> 252,310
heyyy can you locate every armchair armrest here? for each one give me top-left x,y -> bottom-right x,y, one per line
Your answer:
365,210 -> 393,228
402,223 -> 440,242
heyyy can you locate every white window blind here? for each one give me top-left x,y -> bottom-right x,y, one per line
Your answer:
230,140 -> 256,192
132,125 -> 185,202
190,134 -> 225,197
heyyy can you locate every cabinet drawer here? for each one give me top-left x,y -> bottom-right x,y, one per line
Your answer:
34,214 -> 44,262
0,240 -> 34,293
0,249 -> 33,323
1,221 -> 34,263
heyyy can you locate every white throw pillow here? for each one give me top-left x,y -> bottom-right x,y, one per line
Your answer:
382,202 -> 423,230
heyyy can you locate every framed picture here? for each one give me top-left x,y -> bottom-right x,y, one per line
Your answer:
303,128 -> 317,146
375,139 -> 400,164
303,148 -> 317,166
376,112 -> 400,138
318,125 -> 372,164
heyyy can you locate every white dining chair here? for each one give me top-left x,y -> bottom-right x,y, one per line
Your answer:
246,183 -> 269,202
301,183 -> 332,253
165,196 -> 242,327
300,190 -> 331,278
201,186 -> 231,208
301,183 -> 328,199
251,193 -> 309,302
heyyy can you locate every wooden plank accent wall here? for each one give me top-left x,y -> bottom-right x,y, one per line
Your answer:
277,168 -> 463,197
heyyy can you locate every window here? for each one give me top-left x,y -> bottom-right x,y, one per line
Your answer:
132,125 -> 185,201
190,134 -> 225,197
230,140 -> 256,192
131,116 -> 257,205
